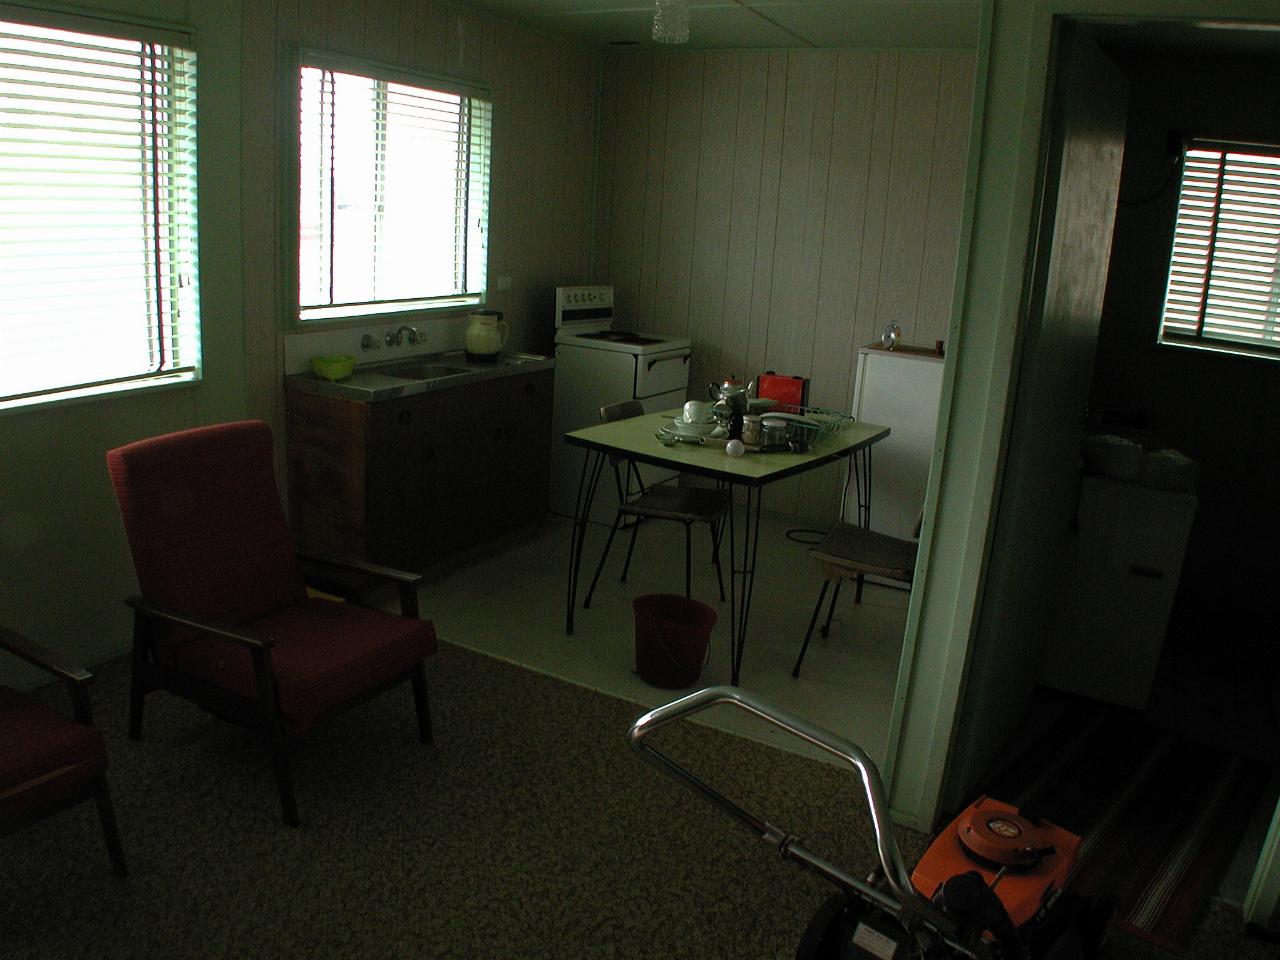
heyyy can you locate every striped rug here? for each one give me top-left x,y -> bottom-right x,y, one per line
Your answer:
983,700 -> 1271,951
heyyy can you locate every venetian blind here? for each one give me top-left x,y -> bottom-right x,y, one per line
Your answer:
297,61 -> 492,322
1159,141 -> 1280,358
0,17 -> 199,408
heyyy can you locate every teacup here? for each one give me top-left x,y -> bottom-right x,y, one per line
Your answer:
682,400 -> 711,424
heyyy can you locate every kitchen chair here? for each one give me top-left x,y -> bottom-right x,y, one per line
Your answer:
791,512 -> 923,678
583,400 -> 728,607
106,420 -> 437,826
0,625 -> 127,877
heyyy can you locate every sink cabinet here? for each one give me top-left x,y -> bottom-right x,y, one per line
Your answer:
286,368 -> 552,569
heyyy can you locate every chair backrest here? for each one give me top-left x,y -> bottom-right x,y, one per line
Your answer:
599,399 -> 644,424
599,400 -> 646,494
106,420 -> 306,625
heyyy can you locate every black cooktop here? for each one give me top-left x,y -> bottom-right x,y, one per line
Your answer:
576,330 -> 664,346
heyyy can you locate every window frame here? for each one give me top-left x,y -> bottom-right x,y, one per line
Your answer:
284,49 -> 493,330
1157,137 -> 1280,363
0,5 -> 201,413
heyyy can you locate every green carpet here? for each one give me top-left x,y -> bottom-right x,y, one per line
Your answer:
3,643 -> 922,959
2,643 -> 1271,959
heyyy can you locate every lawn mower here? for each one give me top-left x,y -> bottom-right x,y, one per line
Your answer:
628,687 -> 1110,960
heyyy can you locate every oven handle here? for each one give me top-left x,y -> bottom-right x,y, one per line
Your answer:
646,354 -> 690,372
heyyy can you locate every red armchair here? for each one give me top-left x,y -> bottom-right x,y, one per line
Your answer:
106,420 -> 437,826
0,626 -> 127,876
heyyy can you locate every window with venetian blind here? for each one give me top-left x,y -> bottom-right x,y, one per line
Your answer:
1159,140 -> 1280,359
0,14 -> 198,409
296,55 -> 492,323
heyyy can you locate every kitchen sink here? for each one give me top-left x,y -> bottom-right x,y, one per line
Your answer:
287,351 -> 554,403
373,361 -> 470,381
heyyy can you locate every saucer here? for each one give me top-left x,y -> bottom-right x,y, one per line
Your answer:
671,417 -> 717,437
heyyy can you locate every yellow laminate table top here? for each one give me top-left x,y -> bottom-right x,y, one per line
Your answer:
564,410 -> 890,487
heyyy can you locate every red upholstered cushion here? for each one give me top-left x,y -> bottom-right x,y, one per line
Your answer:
106,421 -> 306,627
0,686 -> 107,820
170,598 -> 436,732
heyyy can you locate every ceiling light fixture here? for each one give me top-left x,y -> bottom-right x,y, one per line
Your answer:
652,0 -> 690,44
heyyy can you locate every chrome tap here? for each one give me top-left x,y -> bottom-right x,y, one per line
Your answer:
386,325 -> 421,347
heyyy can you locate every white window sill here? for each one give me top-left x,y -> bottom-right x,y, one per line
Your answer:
299,295 -> 483,324
0,371 -> 200,416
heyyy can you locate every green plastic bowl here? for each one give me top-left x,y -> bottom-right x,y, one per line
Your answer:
311,354 -> 356,381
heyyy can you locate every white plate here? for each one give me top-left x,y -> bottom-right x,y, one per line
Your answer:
657,424 -> 727,443
671,417 -> 717,437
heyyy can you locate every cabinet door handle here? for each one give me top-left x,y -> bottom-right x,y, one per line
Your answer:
1128,564 -> 1163,580
524,381 -> 536,395
398,409 -> 412,424
422,445 -> 435,463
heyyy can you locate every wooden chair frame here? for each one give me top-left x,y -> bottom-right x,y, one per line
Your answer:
125,553 -> 430,827
0,625 -> 127,877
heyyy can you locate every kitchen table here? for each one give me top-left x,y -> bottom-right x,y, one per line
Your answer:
563,411 -> 890,685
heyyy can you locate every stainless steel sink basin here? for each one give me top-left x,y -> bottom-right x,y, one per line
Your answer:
374,361 -> 470,381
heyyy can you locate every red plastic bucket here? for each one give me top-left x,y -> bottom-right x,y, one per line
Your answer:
633,594 -> 718,688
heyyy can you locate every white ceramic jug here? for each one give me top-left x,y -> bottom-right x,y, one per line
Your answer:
465,309 -> 508,359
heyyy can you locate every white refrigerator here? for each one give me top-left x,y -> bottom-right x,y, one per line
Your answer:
843,344 -> 945,539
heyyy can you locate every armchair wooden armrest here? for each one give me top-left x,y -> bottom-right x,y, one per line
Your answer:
296,551 -> 423,585
295,552 -> 422,618
0,624 -> 93,686
124,596 -> 274,649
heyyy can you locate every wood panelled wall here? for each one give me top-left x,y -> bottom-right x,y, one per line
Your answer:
240,0 -> 601,452
595,49 -> 974,519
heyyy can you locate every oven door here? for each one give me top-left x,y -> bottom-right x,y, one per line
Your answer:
634,347 -> 690,399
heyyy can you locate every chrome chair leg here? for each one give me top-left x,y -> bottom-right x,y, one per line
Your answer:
620,517 -> 641,583
585,511 -> 625,608
793,579 -> 831,677
821,580 -> 843,638
709,521 -> 726,602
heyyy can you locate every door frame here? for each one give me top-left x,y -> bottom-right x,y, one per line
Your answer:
883,0 -> 1280,832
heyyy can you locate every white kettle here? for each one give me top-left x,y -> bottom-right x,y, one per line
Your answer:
465,309 -> 508,360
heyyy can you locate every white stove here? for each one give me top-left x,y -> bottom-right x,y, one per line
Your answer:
552,285 -> 690,355
549,285 -> 692,521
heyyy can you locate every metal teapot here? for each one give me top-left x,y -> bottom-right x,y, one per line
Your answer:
708,376 -> 753,416
709,376 -> 755,440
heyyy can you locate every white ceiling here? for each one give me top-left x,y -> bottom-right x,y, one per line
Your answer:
451,1 -> 983,50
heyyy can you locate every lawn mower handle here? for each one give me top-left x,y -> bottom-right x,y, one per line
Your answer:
629,686 -> 966,949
